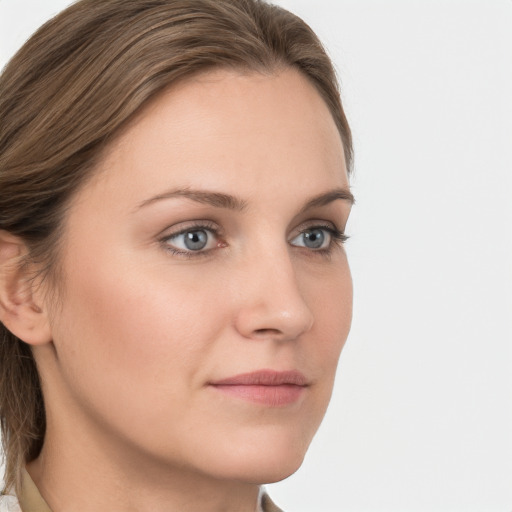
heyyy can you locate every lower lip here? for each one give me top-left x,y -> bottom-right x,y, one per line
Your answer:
210,384 -> 306,407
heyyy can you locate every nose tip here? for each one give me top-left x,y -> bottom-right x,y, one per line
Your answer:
233,262 -> 315,342
236,301 -> 314,342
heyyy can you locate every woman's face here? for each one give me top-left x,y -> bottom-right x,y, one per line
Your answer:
42,68 -> 353,483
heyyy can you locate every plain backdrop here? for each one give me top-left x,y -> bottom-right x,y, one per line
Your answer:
1,1 -> 511,511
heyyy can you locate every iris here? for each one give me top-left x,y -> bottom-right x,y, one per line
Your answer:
302,229 -> 325,249
184,230 -> 208,250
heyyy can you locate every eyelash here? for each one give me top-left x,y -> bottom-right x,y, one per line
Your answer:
159,221 -> 349,259
305,224 -> 349,252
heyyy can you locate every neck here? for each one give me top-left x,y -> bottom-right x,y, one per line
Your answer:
27,421 -> 261,512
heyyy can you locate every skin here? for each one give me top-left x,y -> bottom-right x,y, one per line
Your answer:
19,68 -> 353,512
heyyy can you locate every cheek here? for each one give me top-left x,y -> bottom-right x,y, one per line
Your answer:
303,258 -> 352,388
306,254 -> 352,339
51,250 -> 229,425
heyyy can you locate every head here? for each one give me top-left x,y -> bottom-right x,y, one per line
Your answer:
0,0 -> 353,495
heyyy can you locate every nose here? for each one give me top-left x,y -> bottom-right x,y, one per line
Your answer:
233,248 -> 314,342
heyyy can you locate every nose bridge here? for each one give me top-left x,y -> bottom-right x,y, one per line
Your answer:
234,239 -> 314,341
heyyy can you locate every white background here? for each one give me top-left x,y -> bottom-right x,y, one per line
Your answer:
1,1 -> 511,511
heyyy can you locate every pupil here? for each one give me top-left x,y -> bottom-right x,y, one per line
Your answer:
184,230 -> 208,250
304,229 -> 324,249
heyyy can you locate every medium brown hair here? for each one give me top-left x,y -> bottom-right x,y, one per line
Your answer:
0,0 -> 352,495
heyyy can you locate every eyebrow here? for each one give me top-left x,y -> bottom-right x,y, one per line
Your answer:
137,188 -> 248,211
299,188 -> 355,212
136,186 -> 355,212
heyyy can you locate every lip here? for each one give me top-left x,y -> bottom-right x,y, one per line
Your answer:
208,370 -> 309,406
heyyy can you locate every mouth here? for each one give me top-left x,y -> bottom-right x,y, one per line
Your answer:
208,369 -> 309,407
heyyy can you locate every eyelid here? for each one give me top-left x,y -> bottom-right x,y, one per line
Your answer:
158,219 -> 221,239
290,219 -> 343,238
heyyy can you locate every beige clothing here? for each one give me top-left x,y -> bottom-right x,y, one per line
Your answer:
2,468 -> 283,512
17,470 -> 51,512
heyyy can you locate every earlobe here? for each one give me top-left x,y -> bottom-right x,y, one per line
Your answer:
0,231 -> 52,346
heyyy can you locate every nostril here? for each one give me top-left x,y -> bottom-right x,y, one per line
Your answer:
253,328 -> 281,337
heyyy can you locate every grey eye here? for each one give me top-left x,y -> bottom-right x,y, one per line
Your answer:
163,225 -> 219,254
183,230 -> 208,250
291,228 -> 330,250
303,229 -> 325,248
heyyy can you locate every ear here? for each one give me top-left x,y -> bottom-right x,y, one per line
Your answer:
0,231 -> 52,346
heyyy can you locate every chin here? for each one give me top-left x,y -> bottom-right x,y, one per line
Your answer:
204,431 -> 311,485
220,454 -> 306,485
253,456 -> 305,484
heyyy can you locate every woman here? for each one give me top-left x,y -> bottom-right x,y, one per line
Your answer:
0,0 -> 354,510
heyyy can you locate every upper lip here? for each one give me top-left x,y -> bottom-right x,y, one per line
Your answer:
209,369 -> 309,386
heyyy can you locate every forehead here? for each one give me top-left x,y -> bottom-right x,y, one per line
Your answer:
80,68 -> 348,210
